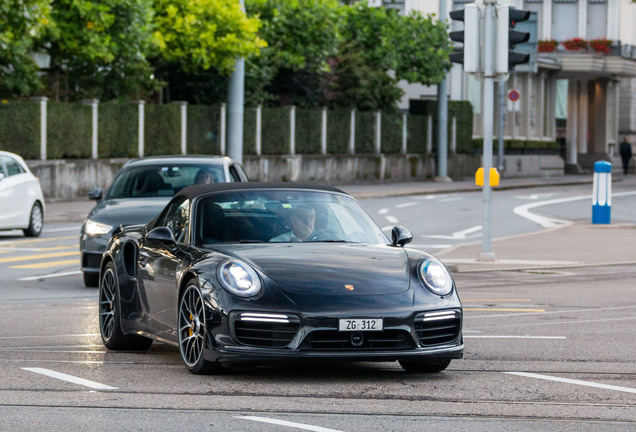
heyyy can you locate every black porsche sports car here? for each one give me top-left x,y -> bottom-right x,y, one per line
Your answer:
99,183 -> 463,374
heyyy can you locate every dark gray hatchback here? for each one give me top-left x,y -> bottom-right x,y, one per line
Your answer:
80,155 -> 248,287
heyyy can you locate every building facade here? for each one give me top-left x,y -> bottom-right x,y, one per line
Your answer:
397,0 -> 636,173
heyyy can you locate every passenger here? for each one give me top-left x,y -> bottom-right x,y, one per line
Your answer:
270,205 -> 315,242
194,168 -> 216,184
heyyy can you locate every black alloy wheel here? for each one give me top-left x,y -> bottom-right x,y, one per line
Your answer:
99,262 -> 152,350
178,281 -> 224,375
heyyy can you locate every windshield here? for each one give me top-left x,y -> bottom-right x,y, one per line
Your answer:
194,189 -> 389,245
106,164 -> 225,199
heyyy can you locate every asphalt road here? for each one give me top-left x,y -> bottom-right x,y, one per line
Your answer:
1,186 -> 635,431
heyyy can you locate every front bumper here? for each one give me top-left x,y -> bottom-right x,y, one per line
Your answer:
80,233 -> 111,274
203,308 -> 463,365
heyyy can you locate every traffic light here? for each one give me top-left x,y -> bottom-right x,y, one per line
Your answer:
449,5 -> 480,73
495,6 -> 531,73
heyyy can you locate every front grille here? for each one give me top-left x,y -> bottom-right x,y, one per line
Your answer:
414,310 -> 461,347
232,312 -> 300,348
300,329 -> 415,351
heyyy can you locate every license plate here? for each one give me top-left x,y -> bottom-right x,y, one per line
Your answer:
338,318 -> 383,331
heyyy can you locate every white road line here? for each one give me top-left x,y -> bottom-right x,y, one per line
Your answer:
18,270 -> 82,281
378,208 -> 389,215
238,416 -> 343,432
505,372 -> 636,395
423,225 -> 482,240
385,215 -> 398,224
513,191 -> 636,228
395,202 -> 417,208
22,367 -> 118,390
465,335 -> 566,339
0,333 -> 100,340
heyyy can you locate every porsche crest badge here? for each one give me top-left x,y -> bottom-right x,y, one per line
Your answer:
345,284 -> 355,291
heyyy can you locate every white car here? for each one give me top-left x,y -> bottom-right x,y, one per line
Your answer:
0,151 -> 45,237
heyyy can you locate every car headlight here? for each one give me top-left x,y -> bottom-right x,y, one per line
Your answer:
84,219 -> 114,235
218,259 -> 262,297
418,257 -> 453,296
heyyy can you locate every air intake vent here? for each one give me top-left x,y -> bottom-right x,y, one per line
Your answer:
300,329 -> 414,350
232,312 -> 300,348
414,310 -> 461,347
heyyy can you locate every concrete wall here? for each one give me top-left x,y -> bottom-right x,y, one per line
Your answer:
27,154 -> 565,202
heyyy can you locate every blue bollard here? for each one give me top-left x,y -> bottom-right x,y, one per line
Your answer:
592,161 -> 612,224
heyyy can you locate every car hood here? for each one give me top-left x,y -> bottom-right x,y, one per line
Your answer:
86,198 -> 171,227
222,243 -> 411,297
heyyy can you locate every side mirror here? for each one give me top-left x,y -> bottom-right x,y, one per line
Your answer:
391,226 -> 413,247
147,226 -> 177,246
88,188 -> 103,201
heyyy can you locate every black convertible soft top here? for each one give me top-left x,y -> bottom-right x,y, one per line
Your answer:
175,182 -> 346,200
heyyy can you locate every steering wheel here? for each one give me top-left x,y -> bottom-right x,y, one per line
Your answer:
306,230 -> 340,242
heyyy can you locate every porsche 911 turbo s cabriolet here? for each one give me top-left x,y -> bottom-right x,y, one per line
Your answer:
99,183 -> 463,374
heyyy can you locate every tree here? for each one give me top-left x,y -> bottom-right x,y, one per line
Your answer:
328,3 -> 451,111
245,0 -> 343,107
153,0 -> 265,103
0,0 -> 51,98
392,10 -> 451,86
43,0 -> 157,101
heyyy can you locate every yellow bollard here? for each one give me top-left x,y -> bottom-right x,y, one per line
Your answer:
475,167 -> 500,187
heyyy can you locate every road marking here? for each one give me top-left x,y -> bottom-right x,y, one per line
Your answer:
22,367 -> 118,390
465,308 -> 545,312
462,299 -> 532,302
0,235 -> 76,245
424,225 -> 482,240
466,335 -> 565,339
238,416 -> 343,432
0,246 -> 76,252
0,251 -> 79,264
395,202 -> 417,208
379,208 -> 388,215
385,215 -> 398,224
505,372 -> 636,395
415,194 -> 449,200
443,258 -> 580,266
513,192 -> 636,228
44,226 -> 82,233
11,259 -> 80,269
18,270 -> 82,281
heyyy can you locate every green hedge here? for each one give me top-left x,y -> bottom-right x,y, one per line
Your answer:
409,100 -> 474,153
0,100 -> 481,159
99,102 -> 137,158
188,104 -> 221,155
0,101 -> 41,159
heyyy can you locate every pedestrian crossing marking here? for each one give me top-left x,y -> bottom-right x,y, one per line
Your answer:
11,259 -> 80,269
0,235 -> 76,246
0,251 -> 79,264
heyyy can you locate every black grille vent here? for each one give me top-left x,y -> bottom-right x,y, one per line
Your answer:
300,330 -> 415,351
232,313 -> 300,348
414,310 -> 461,347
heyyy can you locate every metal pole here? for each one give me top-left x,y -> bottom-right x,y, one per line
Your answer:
497,81 -> 505,172
227,0 -> 245,164
436,0 -> 449,181
479,1 -> 496,261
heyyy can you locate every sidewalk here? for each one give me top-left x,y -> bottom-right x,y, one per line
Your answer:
45,174 -> 636,273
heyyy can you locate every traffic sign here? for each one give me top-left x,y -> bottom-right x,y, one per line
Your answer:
507,89 -> 520,112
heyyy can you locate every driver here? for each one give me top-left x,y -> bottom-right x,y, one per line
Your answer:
270,205 -> 315,242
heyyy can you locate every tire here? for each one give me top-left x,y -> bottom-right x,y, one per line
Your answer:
178,281 -> 225,375
23,202 -> 43,237
399,358 -> 451,373
83,271 -> 100,288
99,262 -> 152,351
